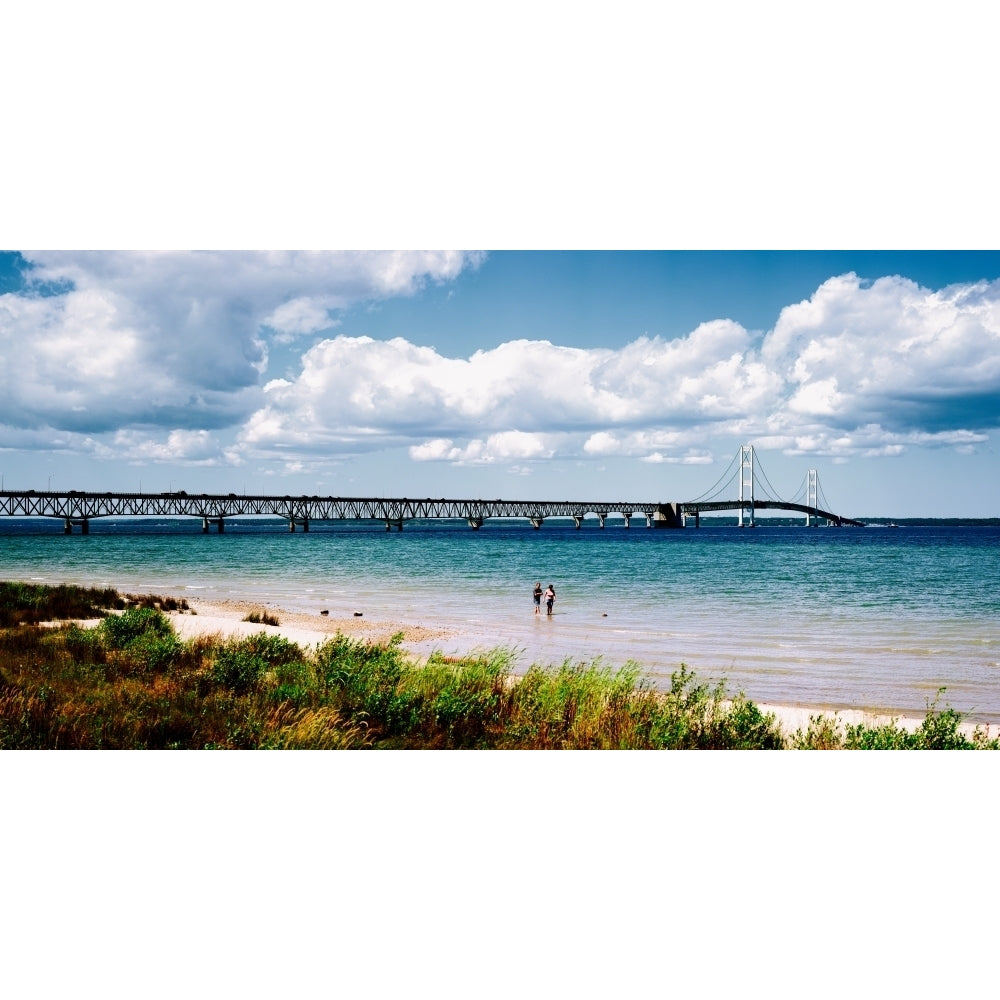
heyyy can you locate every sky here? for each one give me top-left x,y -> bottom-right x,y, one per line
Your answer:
1,250 -> 998,517
3,6 -> 999,520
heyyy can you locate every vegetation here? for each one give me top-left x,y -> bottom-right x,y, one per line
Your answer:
0,582 -> 190,628
788,691 -> 999,749
1,582 -> 996,750
242,609 -> 280,626
0,581 -> 124,627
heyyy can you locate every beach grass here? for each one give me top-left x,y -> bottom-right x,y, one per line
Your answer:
242,609 -> 281,626
1,582 -> 996,750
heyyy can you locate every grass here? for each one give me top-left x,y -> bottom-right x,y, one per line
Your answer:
1,581 -> 997,750
242,609 -> 280,626
0,581 -> 124,627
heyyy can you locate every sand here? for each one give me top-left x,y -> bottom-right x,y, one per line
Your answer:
168,597 -> 455,650
150,596 -> 980,739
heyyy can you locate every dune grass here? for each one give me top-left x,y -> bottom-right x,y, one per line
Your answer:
1,581 -> 996,750
242,609 -> 281,626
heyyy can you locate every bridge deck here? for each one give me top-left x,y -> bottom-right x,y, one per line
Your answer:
0,490 -> 864,529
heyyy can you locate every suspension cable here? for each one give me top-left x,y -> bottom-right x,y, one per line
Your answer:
690,448 -> 741,502
817,477 -> 833,512
788,472 -> 808,505
752,452 -> 788,502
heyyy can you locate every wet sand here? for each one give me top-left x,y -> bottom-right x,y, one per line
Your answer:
160,596 -> 975,739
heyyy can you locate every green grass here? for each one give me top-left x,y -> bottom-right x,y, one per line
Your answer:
1,582 -> 996,750
0,581 -> 124,626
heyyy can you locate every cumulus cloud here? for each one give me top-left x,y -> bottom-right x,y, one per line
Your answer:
0,250 -> 484,459
407,432 -> 554,465
239,326 -> 779,457
237,272 -> 1000,469
2,258 -> 999,477
763,273 -> 1000,436
92,429 -> 234,466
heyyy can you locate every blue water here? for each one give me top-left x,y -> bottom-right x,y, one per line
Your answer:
2,517 -> 999,722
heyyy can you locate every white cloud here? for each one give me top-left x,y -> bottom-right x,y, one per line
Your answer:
235,270 -> 1000,468
409,431 -> 554,465
765,273 -> 1000,435
0,250 -> 484,446
788,377 -> 845,416
3,259 -> 999,479
263,297 -> 343,340
95,429 -> 229,465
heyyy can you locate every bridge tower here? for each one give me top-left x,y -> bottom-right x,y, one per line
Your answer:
806,469 -> 818,527
738,444 -> 755,527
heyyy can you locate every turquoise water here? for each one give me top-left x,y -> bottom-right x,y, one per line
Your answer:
2,517 -> 999,722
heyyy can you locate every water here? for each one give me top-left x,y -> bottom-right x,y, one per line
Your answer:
2,517 -> 999,723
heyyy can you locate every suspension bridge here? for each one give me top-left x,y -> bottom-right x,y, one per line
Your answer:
0,445 -> 863,533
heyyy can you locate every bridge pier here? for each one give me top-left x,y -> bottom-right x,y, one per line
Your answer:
653,503 -> 684,528
386,519 -> 403,531
63,518 -> 89,534
573,515 -> 583,529
530,517 -> 544,529
597,512 -> 607,528
468,516 -> 484,530
202,516 -> 225,533
623,512 -> 631,528
288,518 -> 310,532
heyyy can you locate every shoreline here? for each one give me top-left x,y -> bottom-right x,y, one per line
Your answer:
172,596 -> 458,650
157,595 -> 980,738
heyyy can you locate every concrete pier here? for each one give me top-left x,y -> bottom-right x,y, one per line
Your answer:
653,503 -> 684,528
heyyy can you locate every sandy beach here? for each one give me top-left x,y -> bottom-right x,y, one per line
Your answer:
156,596 -> 971,739
169,596 -> 456,651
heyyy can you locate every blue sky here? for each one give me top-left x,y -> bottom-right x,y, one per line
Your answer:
3,6 -> 998,520
1,250 -> 998,517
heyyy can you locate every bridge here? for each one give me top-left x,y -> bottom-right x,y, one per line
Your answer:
0,446 -> 863,533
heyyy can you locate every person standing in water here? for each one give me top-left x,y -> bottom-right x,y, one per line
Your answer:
544,584 -> 555,616
533,581 -> 543,615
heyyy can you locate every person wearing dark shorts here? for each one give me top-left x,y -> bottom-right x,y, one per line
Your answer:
544,584 -> 555,616
533,581 -> 543,614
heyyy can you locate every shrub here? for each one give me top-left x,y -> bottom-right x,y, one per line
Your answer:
98,606 -> 180,675
100,607 -> 175,649
790,714 -> 845,750
315,632 -> 407,722
210,633 -> 303,693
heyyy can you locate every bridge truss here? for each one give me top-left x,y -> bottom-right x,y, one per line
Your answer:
0,490 -> 670,532
0,447 -> 863,532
